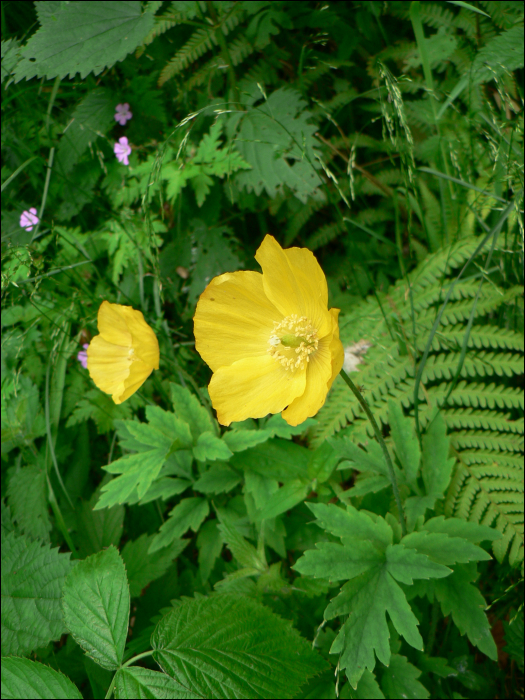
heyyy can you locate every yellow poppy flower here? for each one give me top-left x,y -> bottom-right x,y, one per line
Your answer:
193,235 -> 344,426
87,301 -> 159,404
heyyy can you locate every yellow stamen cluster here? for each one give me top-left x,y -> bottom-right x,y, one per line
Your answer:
268,314 -> 318,371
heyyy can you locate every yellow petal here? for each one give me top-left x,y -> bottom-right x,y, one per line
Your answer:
255,235 -> 331,337
97,301 -> 132,347
87,336 -> 131,396
209,354 -> 307,425
113,358 -> 154,404
194,271 -> 282,372
114,305 -> 159,369
282,335 -> 333,426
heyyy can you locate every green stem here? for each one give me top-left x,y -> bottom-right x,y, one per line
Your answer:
206,1 -> 239,103
339,369 -> 407,537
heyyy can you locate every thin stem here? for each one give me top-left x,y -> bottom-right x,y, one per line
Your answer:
339,369 -> 407,536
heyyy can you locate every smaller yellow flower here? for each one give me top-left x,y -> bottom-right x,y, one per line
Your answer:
87,301 -> 159,404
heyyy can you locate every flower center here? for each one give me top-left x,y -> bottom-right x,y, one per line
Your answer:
268,314 -> 318,371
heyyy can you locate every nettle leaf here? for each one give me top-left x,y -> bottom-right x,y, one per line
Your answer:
7,463 -> 51,541
114,667 -> 197,699
121,533 -> 188,598
1,657 -> 82,699
151,594 -> 327,699
381,654 -> 429,699
1,531 -> 72,657
170,382 -> 216,440
96,407 -> 191,509
62,546 -> 129,670
388,400 -> 420,488
193,431 -> 233,462
149,498 -> 209,553
294,504 -> 451,688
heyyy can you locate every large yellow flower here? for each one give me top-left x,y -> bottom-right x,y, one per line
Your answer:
87,301 -> 159,404
194,235 -> 344,426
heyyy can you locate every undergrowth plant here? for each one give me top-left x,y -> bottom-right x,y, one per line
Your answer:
1,1 -> 523,699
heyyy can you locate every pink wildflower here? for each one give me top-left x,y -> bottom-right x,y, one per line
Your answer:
20,208 -> 39,231
77,343 -> 89,369
114,103 -> 133,126
114,137 -> 132,166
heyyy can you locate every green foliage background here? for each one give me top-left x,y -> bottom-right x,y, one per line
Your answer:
1,1 -> 523,698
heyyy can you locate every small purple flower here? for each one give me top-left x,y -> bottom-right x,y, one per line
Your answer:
114,136 -> 132,166
20,207 -> 39,231
77,343 -> 89,369
114,103 -> 133,126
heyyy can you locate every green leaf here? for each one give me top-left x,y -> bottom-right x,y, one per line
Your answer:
256,479 -> 310,520
423,515 -> 501,544
121,533 -> 188,598
400,530 -> 492,566
244,471 -> 279,511
7,464 -> 51,541
193,431 -> 233,462
197,520 -> 223,583
1,531 -> 71,657
149,498 -> 209,553
135,477 -> 192,504
307,441 -> 338,484
230,438 -> 309,480
170,382 -> 216,440
421,413 -> 455,496
96,449 -> 168,509
340,668 -> 384,698
193,464 -> 241,494
65,388 -> 134,434
152,594 -> 327,698
223,428 -> 272,452
114,667 -> 197,699
381,654 -> 429,699
217,508 -> 266,571
388,401 -> 420,487
74,492 -> 124,558
1,657 -> 82,699
434,563 -> 497,660
264,413 -> 317,438
62,546 -> 129,670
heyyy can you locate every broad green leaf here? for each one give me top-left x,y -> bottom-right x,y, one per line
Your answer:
340,669 -> 384,698
1,531 -> 71,657
135,477 -> 192,504
421,413 -> 455,496
115,667 -> 197,699
256,479 -> 310,520
223,428 -> 272,452
423,515 -> 501,544
7,463 -> 51,541
308,503 -> 393,550
388,401 -> 420,487
145,406 -> 193,449
381,654 -> 429,699
244,471 -> 279,511
197,520 -> 223,583
96,449 -> 168,509
1,657 -> 82,699
230,438 -> 308,480
264,413 -> 317,438
149,498 -> 209,553
170,382 -> 216,439
74,492 -> 124,558
121,534 -> 188,598
434,563 -> 497,660
307,442 -> 338,484
386,544 -> 451,584
193,431 -> 233,462
62,546 -> 129,670
194,464 -> 241,494
401,530 -> 492,565
329,436 -> 388,476
14,1 -> 154,82
217,508 -> 266,571
152,594 -> 327,698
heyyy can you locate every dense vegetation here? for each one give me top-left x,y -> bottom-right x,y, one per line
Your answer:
1,1 -> 523,698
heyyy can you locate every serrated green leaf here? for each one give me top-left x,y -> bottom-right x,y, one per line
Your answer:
74,492 -> 124,558
7,464 -> 51,541
340,668 -> 384,698
170,382 -> 216,440
149,498 -> 209,553
193,431 -> 233,462
230,438 -> 309,480
434,563 -> 497,659
1,531 -> 71,657
145,406 -> 194,449
423,515 -> 501,543
62,546 -> 129,670
193,464 -> 241,494
244,471 -> 279,511
121,534 -> 188,598
114,667 -> 197,699
223,428 -> 272,452
96,448 -> 168,509
329,436 -> 389,476
388,401 -> 420,487
401,530 -> 492,565
197,520 -> 223,583
307,503 -> 393,550
307,441 -> 338,484
1,657 -> 82,699
256,479 -> 310,520
386,544 -> 452,584
264,413 -> 317,438
381,654 -> 429,699
152,594 -> 327,698
135,477 -> 192,504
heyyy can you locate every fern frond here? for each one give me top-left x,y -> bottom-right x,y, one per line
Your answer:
445,461 -> 523,565
285,197 -> 328,246
422,326 -> 524,352
450,430 -> 524,453
425,409 -> 523,435
159,28 -> 218,85
306,221 -> 345,250
422,351 -> 524,381
430,382 -> 524,410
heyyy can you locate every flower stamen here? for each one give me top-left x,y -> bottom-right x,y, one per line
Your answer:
267,314 -> 318,372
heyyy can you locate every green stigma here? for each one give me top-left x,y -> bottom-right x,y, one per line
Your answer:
280,334 -> 309,348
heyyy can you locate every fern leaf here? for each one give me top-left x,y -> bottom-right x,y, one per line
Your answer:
430,382 -> 524,410
422,351 -> 524,381
159,27 -> 218,85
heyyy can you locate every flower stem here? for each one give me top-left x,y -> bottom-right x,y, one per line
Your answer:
339,369 -> 406,536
